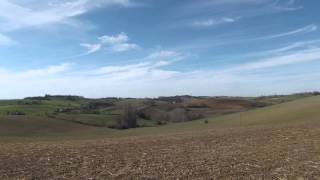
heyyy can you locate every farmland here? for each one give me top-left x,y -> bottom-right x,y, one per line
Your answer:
0,94 -> 319,179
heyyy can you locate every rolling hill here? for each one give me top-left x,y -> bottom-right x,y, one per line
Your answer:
113,95 -> 320,137
1,95 -> 319,179
0,95 -> 319,139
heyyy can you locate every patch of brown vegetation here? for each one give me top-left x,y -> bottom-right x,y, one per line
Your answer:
0,121 -> 319,179
139,97 -> 266,123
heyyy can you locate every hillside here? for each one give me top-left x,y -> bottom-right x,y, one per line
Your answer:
0,93 -> 317,132
111,95 -> 320,137
0,94 -> 319,139
0,96 -> 319,179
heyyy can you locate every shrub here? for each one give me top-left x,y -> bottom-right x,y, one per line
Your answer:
157,120 -> 166,125
6,111 -> 26,116
45,111 -> 56,118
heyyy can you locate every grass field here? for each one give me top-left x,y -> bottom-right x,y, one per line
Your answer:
110,95 -> 320,137
0,95 -> 320,139
0,93 -> 315,130
0,96 -> 319,179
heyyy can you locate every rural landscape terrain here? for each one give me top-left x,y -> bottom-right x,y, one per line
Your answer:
0,93 -> 319,179
1,0 -> 319,179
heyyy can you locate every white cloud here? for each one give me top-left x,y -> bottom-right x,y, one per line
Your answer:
0,43 -> 320,98
0,63 -> 73,92
92,50 -> 183,76
148,50 -> 180,59
0,0 -> 137,44
179,24 -> 319,52
16,63 -> 72,78
257,24 -> 318,40
191,17 -> 236,27
181,0 -> 302,29
186,0 -> 300,10
0,50 -> 184,98
227,40 -> 320,59
111,43 -> 139,52
81,32 -> 139,54
0,0 -> 134,31
236,48 -> 320,71
98,32 -> 128,44
95,62 -> 149,74
2,44 -> 320,99
80,43 -> 102,54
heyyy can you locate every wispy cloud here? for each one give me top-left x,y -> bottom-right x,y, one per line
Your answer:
81,32 -> 139,54
180,0 -> 302,29
0,63 -> 73,78
231,48 -> 320,71
194,0 -> 271,7
227,40 -> 320,59
273,0 -> 303,11
92,50 -> 183,76
0,0 -> 137,44
1,43 -> 320,98
190,17 -> 236,27
0,0 -> 134,31
0,50 -> 184,98
257,24 -> 318,40
80,44 -> 102,54
99,32 -> 129,44
176,24 -> 319,52
186,0 -> 301,10
20,63 -> 73,77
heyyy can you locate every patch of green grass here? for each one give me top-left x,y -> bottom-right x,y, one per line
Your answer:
56,114 -> 119,127
252,93 -> 318,105
1,95 -> 320,141
0,99 -> 78,115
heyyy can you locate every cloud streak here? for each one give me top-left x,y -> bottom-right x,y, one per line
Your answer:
232,48 -> 320,71
190,17 -> 236,27
1,43 -> 320,98
180,0 -> 302,29
257,24 -> 318,40
0,0 -> 134,31
0,0 -> 136,45
81,32 -> 139,54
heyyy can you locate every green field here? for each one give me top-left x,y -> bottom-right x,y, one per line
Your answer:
0,95 -> 319,141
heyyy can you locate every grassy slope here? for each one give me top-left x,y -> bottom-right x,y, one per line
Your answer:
212,95 -> 320,126
0,94 -> 315,128
0,96 -> 319,140
0,99 -> 83,115
116,95 -> 320,137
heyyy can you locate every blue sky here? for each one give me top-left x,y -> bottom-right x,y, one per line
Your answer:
0,0 -> 320,98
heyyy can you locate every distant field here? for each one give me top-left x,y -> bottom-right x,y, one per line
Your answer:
0,94 -> 319,140
0,116 -> 112,141
0,96 -> 319,179
112,95 -> 320,137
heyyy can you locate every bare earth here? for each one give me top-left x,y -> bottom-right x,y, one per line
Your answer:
0,122 -> 320,179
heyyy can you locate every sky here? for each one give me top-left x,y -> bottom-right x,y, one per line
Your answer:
0,0 -> 320,99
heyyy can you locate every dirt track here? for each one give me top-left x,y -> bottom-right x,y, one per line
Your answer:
0,122 -> 320,179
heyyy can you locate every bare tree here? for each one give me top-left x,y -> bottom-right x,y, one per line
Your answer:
114,104 -> 137,129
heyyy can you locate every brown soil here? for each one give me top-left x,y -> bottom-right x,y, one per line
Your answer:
1,122 -> 319,179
